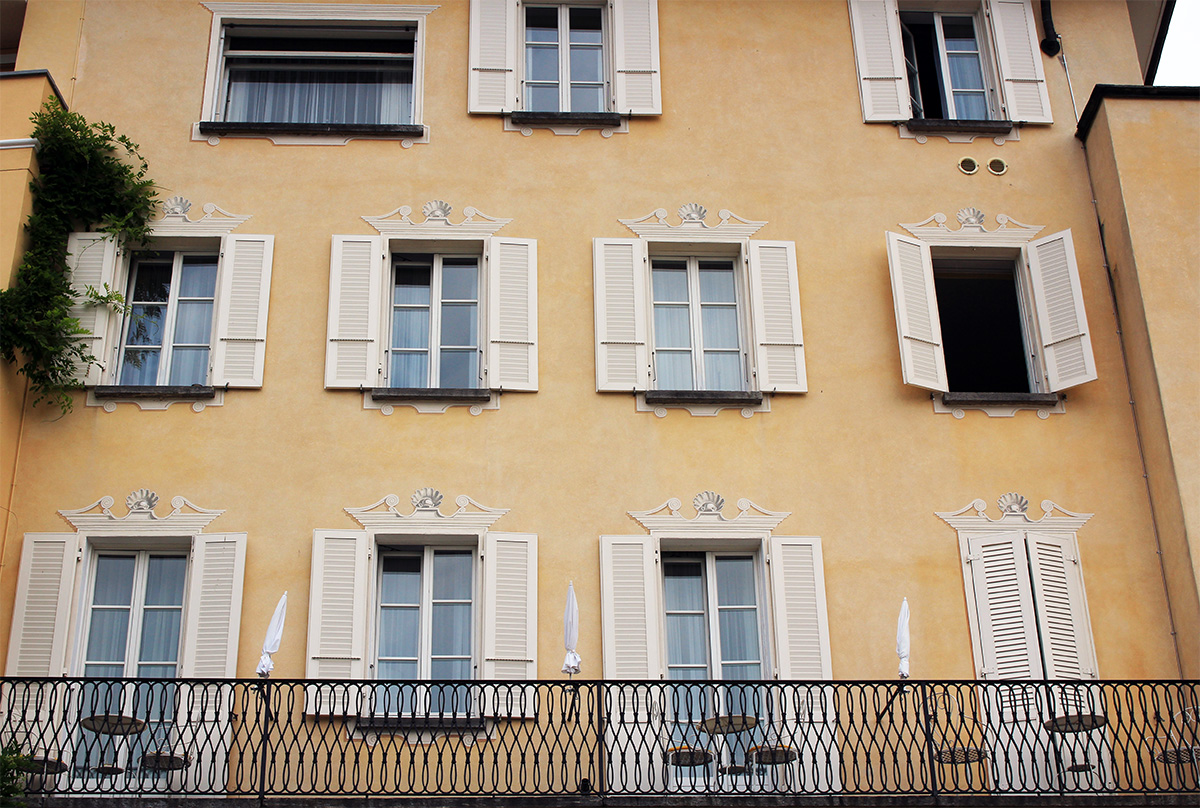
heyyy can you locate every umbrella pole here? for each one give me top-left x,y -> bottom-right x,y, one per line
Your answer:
256,679 -> 273,803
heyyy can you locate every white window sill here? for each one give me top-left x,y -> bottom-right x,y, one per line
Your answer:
502,113 -> 630,138
897,120 -> 1022,145
363,389 -> 500,416
933,391 -> 1065,419
87,386 -> 225,412
635,391 -> 772,418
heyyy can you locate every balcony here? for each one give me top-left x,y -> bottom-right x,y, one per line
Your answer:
1,678 -> 1196,804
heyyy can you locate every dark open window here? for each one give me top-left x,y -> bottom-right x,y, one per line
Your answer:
933,259 -> 1032,393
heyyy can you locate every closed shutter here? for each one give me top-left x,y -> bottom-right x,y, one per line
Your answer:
5,533 -> 78,676
305,531 -> 370,715
986,0 -> 1052,123
179,533 -> 246,678
1025,229 -> 1097,392
767,537 -> 831,680
611,0 -> 662,115
593,238 -> 650,392
964,531 -> 1043,680
1026,531 -> 1097,679
599,535 -> 661,679
468,0 -> 517,113
847,0 -> 909,122
211,235 -> 274,387
748,241 -> 807,393
486,237 -> 538,391
325,236 -> 384,389
885,232 -> 948,392
65,233 -> 120,385
481,531 -> 538,680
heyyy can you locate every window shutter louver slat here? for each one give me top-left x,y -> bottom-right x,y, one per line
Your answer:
468,0 -> 516,113
748,241 -> 807,393
180,533 -> 247,679
611,0 -> 662,114
1026,531 -> 1097,679
212,235 -> 274,387
325,236 -> 383,389
1025,230 -> 1097,392
5,534 -> 77,676
65,234 -> 119,385
986,0 -> 1053,123
599,535 -> 660,680
593,239 -> 649,391
482,532 -> 538,682
848,0 -> 909,122
305,531 -> 370,715
886,232 -> 948,392
487,237 -> 538,391
966,532 -> 1042,679
768,537 -> 832,680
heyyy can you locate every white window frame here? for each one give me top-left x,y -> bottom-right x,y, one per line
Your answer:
521,2 -> 609,114
899,9 -> 999,121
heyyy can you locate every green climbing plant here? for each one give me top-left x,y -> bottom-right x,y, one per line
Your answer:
0,738 -> 24,807
0,98 -> 158,413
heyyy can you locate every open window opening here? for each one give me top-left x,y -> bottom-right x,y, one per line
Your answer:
900,11 -> 994,121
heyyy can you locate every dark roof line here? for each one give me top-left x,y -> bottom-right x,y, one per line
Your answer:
1076,83 -> 1199,141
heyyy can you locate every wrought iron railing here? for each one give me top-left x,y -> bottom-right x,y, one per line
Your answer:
1,678 -> 1196,798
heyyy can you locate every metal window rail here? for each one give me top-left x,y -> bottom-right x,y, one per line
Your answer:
1,677 -> 1196,797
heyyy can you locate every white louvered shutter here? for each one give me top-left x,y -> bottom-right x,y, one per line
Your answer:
65,233 -> 119,385
599,535 -> 661,679
482,532 -> 538,680
1026,531 -> 1097,679
306,531 -> 370,715
885,232 -> 948,392
768,537 -> 832,681
986,0 -> 1052,124
965,531 -> 1043,680
593,239 -> 650,392
180,533 -> 247,678
325,236 -> 383,389
611,0 -> 662,114
5,533 -> 78,676
468,0 -> 517,113
1025,229 -> 1097,392
211,235 -> 274,387
748,241 -> 807,393
847,0 -> 909,122
486,237 -> 538,391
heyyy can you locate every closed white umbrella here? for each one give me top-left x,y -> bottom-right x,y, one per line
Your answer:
562,581 -> 581,676
256,591 -> 288,678
897,597 -> 910,679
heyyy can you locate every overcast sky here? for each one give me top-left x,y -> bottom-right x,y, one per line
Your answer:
1155,1 -> 1200,85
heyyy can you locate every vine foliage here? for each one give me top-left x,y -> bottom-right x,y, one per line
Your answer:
0,98 -> 158,412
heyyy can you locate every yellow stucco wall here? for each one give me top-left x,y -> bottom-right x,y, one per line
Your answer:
0,0 -> 1188,685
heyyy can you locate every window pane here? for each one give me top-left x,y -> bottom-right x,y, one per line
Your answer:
82,663 -> 125,679
947,53 -> 985,90
93,557 -> 136,606
942,17 -> 978,48
85,610 -> 130,664
145,557 -> 187,606
656,352 -> 694,390
720,662 -> 762,681
390,353 -> 429,388
431,603 -> 472,656
698,266 -> 736,303
569,84 -> 605,113
525,7 -> 559,41
715,557 -> 756,606
392,308 -> 430,349
569,7 -> 603,42
378,608 -> 419,658
441,261 -> 478,300
394,264 -> 432,305
704,352 -> 743,391
178,257 -> 218,297
226,61 -> 413,125
701,306 -> 739,350
131,264 -> 172,302
139,611 -> 182,664
526,45 -> 559,82
652,267 -> 689,302
953,92 -> 989,120
527,84 -> 559,112
121,348 -> 160,385
663,560 -> 704,610
381,555 -> 421,603
569,46 -> 603,82
439,350 -> 478,388
666,614 -> 708,666
440,303 -> 478,347
169,347 -> 210,386
126,305 -> 165,346
432,552 -> 473,599
136,663 -> 177,679
718,610 -> 761,662
377,660 -> 418,680
653,306 -> 691,349
173,301 -> 214,344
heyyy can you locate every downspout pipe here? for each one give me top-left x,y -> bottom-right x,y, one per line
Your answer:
1039,1 -> 1061,56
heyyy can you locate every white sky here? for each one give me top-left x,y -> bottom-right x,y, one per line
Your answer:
1155,0 -> 1200,85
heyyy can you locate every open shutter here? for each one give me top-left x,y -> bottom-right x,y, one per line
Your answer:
325,235 -> 383,389
468,0 -> 517,113
211,234 -> 274,387
481,531 -> 538,681
748,241 -> 807,394
611,0 -> 662,115
1025,229 -> 1097,392
964,531 -> 1042,680
179,533 -> 246,678
847,0 -> 910,122
768,537 -> 831,680
5,533 -> 78,676
486,237 -> 538,391
599,535 -> 661,679
885,232 -> 948,392
593,238 -> 650,392
986,0 -> 1052,123
1026,531 -> 1097,679
305,531 -> 370,715
65,233 -> 119,385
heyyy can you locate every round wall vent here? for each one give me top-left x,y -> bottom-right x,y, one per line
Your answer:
987,157 -> 1008,175
958,156 -> 979,175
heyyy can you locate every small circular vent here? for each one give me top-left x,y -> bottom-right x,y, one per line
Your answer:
958,156 -> 979,175
987,157 -> 1009,175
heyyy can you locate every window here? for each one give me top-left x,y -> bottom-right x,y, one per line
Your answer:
885,224 -> 1097,397
388,255 -> 481,389
468,0 -> 661,118
65,231 -> 274,393
651,258 -> 746,392
848,0 -> 1052,126
663,554 -> 764,682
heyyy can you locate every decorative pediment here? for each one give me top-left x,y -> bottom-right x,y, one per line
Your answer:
619,204 -> 767,241
59,491 -> 225,534
629,492 -> 790,536
149,197 -> 251,237
936,493 -> 1093,532
899,208 -> 1044,247
363,201 -> 511,239
346,489 -> 509,532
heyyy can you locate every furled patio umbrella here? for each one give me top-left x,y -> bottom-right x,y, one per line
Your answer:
897,597 -> 910,679
562,581 -> 581,676
256,591 -> 288,678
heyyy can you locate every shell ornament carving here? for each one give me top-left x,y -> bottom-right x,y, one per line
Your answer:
997,492 -> 1029,514
422,200 -> 452,220
693,491 -> 725,513
678,203 -> 707,222
412,488 -> 444,509
126,489 -> 160,512
957,207 -> 986,226
162,197 -> 191,216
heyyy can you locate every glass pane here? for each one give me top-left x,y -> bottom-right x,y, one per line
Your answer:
431,603 -> 472,655
139,611 -> 182,663
656,351 -> 693,390
378,608 -> 420,658
652,268 -> 689,302
704,352 -> 743,391
525,7 -> 559,41
178,257 -> 218,297
439,350 -> 478,388
381,555 -> 421,603
663,560 -> 704,610
527,84 -> 559,112
569,7 -> 603,42
720,662 -> 762,681
441,261 -> 478,300
718,610 -> 761,662
93,557 -> 136,605
173,301 -> 214,344
715,557 -> 756,606
120,348 -> 160,385
699,266 -> 736,303
85,610 -> 130,664
392,308 -> 430,349
942,17 -> 978,48
126,305 -> 165,346
390,353 -> 428,388
701,306 -> 739,350
569,84 -> 605,113
653,306 -> 691,349
526,45 -> 559,82
430,660 -> 472,681
131,264 -> 171,302
394,263 -> 431,305
666,614 -> 708,666
428,671 -> 471,714
226,62 -> 413,125
82,663 -> 125,679
169,347 -> 209,386
569,46 -> 603,82
377,660 -> 418,681
954,92 -> 989,120
440,303 -> 478,347
947,53 -> 985,90
137,663 -> 177,679
432,552 -> 473,599
145,557 -> 187,606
